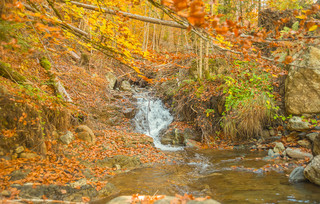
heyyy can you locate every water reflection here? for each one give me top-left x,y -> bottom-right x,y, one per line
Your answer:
104,150 -> 320,203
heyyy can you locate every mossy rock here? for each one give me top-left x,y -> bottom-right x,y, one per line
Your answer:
40,57 -> 51,70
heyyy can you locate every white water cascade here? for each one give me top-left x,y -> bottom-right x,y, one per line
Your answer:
133,93 -> 184,151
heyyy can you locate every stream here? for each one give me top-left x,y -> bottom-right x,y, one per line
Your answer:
107,93 -> 320,203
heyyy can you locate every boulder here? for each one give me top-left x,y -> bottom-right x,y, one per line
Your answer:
75,125 -> 96,144
120,81 -> 131,91
304,155 -> 320,185
105,72 -> 117,90
59,131 -> 74,145
285,46 -> 320,115
273,142 -> 285,153
307,132 -> 319,142
289,166 -> 307,183
287,116 -> 311,131
286,147 -> 313,159
312,134 -> 320,156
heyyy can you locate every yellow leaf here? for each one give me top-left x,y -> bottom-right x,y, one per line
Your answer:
296,15 -> 307,19
309,25 -> 318,32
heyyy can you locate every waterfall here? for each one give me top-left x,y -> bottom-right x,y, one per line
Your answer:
133,92 -> 184,151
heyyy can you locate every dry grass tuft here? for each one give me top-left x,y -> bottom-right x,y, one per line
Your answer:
223,94 -> 276,141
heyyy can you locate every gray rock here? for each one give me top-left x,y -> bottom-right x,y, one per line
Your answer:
286,147 -> 313,159
287,116 -> 311,131
306,132 -> 319,142
268,149 -> 275,157
15,146 -> 25,154
297,139 -> 312,149
60,131 -> 74,145
105,72 -> 117,90
75,125 -> 96,144
304,155 -> 320,186
289,166 -> 307,183
120,81 -> 131,91
285,46 -> 320,115
273,142 -> 285,153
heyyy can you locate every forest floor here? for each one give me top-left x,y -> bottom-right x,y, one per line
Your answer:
0,45 -> 315,203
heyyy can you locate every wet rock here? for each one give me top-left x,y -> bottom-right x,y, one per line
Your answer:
273,142 -> 285,153
304,155 -> 320,186
15,146 -> 25,154
161,129 -> 184,145
64,185 -> 98,202
20,152 -> 38,159
287,116 -> 311,131
98,183 -> 117,197
161,128 -> 199,146
120,81 -> 131,91
60,131 -> 74,145
307,132 -> 319,142
10,169 -> 31,181
97,155 -> 141,169
75,125 -> 96,144
286,148 -> 313,159
122,107 -> 136,119
289,166 -> 307,183
105,72 -> 117,90
297,139 -> 312,149
312,134 -> 320,156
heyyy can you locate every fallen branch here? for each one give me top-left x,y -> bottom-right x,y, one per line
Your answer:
64,1 -> 187,29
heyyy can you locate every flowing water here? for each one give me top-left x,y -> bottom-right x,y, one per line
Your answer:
107,93 -> 320,203
133,92 -> 183,151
